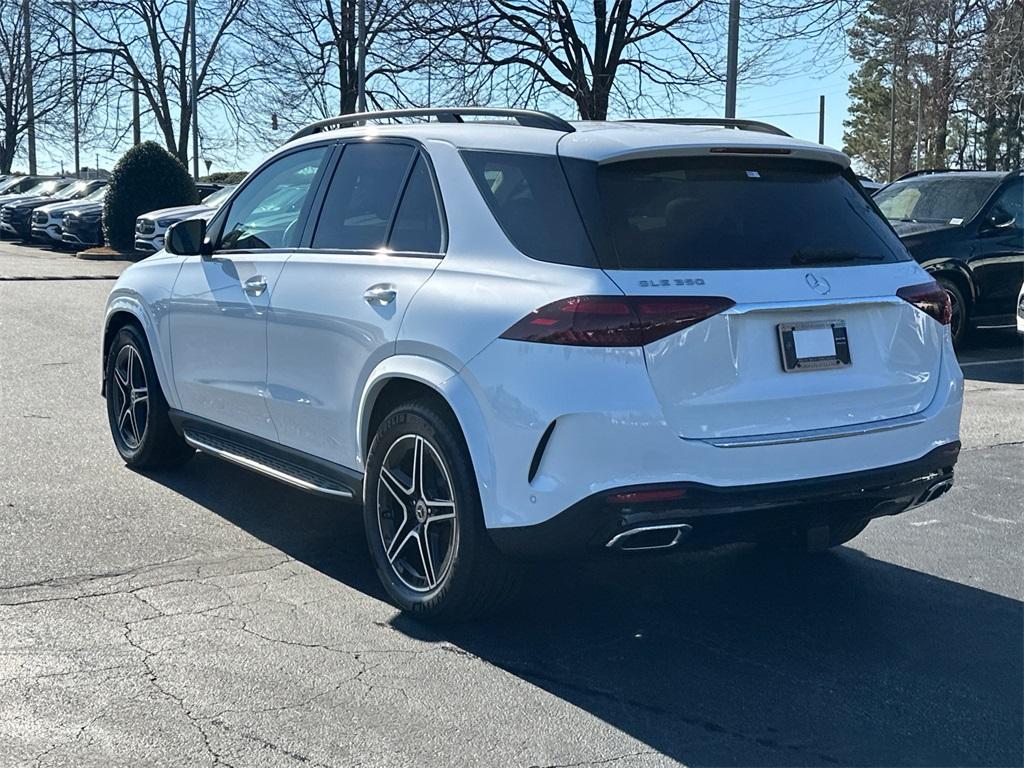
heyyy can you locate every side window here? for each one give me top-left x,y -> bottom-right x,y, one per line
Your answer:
312,142 -> 415,250
988,180 -> 1023,230
388,155 -> 443,253
219,146 -> 327,251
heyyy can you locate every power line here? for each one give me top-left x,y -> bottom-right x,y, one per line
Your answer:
744,110 -> 819,118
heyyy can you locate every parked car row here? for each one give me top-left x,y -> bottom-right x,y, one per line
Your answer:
0,175 -> 231,250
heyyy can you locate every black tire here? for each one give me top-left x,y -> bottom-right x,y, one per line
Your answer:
760,518 -> 870,552
363,399 -> 518,621
105,324 -> 194,468
937,276 -> 969,348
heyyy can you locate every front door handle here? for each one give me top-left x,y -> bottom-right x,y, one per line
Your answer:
364,284 -> 397,306
243,275 -> 268,296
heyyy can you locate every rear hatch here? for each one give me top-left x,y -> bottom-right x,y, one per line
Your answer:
585,154 -> 945,441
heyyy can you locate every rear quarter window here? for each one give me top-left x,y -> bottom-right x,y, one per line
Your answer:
594,157 -> 909,270
461,150 -> 596,267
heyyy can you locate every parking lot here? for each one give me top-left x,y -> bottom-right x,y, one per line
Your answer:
1,240 -> 1021,767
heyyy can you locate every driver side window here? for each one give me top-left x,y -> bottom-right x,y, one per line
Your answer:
988,180 -> 1022,231
219,146 -> 328,251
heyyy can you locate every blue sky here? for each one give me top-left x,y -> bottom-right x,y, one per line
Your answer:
32,52 -> 859,178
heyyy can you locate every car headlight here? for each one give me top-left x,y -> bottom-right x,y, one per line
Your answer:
156,218 -> 178,228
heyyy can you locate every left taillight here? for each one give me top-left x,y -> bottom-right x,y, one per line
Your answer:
499,295 -> 736,347
897,281 -> 952,326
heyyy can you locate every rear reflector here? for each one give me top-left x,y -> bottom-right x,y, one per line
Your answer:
607,488 -> 687,504
897,281 -> 952,326
500,295 -> 735,347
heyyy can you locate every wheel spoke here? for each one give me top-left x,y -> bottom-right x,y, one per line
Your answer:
387,527 -> 416,563
114,367 -> 130,389
412,436 -> 424,498
380,467 -> 412,503
416,529 -> 437,589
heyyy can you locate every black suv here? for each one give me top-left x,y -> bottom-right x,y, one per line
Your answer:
875,169 -> 1023,345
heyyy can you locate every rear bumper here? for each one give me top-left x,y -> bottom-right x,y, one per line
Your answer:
490,441 -> 959,556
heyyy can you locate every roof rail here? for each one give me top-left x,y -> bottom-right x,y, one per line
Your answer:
288,107 -> 575,142
622,117 -> 791,137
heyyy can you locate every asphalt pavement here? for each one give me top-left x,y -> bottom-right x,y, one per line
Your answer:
1,241 -> 1021,767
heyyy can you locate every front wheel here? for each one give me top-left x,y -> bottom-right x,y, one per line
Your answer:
105,325 -> 194,468
363,399 -> 517,621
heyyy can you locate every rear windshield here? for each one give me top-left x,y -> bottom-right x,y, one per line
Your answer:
595,157 -> 909,269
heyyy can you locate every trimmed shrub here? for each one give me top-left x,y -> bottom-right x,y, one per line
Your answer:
201,171 -> 248,184
104,142 -> 197,250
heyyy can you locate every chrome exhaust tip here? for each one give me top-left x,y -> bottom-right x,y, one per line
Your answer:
606,523 -> 693,551
921,478 -> 954,504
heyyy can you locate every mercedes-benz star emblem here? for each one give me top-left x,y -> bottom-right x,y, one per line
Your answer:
805,272 -> 831,295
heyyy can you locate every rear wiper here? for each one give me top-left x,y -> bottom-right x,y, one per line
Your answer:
791,250 -> 886,265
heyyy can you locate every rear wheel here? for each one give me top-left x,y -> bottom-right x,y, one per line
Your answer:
105,325 -> 194,468
363,399 -> 517,621
937,276 -> 968,347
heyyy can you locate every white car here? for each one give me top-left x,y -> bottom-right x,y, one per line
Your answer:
1018,282 -> 1023,334
101,108 -> 963,619
134,184 -> 236,252
31,185 -> 108,244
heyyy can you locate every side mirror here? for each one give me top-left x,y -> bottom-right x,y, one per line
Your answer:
165,218 -> 211,256
982,207 -> 1016,234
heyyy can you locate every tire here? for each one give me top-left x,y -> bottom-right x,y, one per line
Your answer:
760,519 -> 870,553
937,276 -> 969,348
363,399 -> 518,621
105,324 -> 194,468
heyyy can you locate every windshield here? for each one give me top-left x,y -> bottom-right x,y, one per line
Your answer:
0,177 -> 26,193
595,157 -> 908,269
874,175 -> 1001,224
62,181 -> 96,198
85,186 -> 107,202
203,185 -> 236,207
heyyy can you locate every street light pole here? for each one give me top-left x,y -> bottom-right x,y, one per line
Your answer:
724,0 -> 740,118
356,0 -> 366,112
189,0 -> 199,179
70,0 -> 80,176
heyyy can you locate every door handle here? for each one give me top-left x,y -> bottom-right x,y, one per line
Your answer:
243,275 -> 268,296
364,284 -> 397,306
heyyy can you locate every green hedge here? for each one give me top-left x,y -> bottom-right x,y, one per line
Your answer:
201,171 -> 248,184
104,142 -> 197,250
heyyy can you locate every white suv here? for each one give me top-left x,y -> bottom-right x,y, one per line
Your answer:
102,108 -> 963,619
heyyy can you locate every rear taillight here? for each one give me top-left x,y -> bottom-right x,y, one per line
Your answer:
500,295 -> 735,347
897,281 -> 952,326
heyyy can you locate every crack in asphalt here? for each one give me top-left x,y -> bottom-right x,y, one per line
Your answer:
527,752 -> 659,768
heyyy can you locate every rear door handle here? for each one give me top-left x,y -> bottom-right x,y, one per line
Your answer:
243,275 -> 268,296
364,284 -> 397,306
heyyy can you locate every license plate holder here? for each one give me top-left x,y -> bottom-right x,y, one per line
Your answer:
777,320 -> 851,372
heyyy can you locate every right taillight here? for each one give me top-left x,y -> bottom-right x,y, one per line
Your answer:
499,295 -> 735,347
897,281 -> 952,326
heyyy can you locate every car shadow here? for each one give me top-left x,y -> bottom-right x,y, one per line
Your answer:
958,328 -> 1023,385
142,455 -> 1023,767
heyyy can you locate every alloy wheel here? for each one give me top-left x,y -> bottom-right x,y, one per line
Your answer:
376,434 -> 459,593
945,287 -> 963,341
112,344 -> 149,449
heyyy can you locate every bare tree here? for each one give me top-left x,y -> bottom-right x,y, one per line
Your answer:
419,0 -> 861,120
0,0 -> 68,172
70,0 -> 258,165
242,0 -> 442,137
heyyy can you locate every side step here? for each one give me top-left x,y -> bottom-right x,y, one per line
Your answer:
183,429 -> 356,500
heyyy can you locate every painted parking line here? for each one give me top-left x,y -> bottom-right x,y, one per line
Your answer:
0,274 -> 120,281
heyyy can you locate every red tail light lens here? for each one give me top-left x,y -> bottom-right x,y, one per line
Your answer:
500,295 -> 735,347
897,281 -> 952,326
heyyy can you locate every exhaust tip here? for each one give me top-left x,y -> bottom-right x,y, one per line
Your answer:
606,523 -> 692,551
921,478 -> 954,504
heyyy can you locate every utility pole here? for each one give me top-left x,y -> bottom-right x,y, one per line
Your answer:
70,0 -> 80,176
818,95 -> 825,144
915,87 -> 922,170
22,0 -> 37,174
132,74 -> 140,145
356,0 -> 366,112
724,0 -> 740,118
189,0 -> 199,179
888,38 -> 897,181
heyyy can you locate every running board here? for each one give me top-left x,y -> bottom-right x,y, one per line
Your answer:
183,429 -> 356,500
